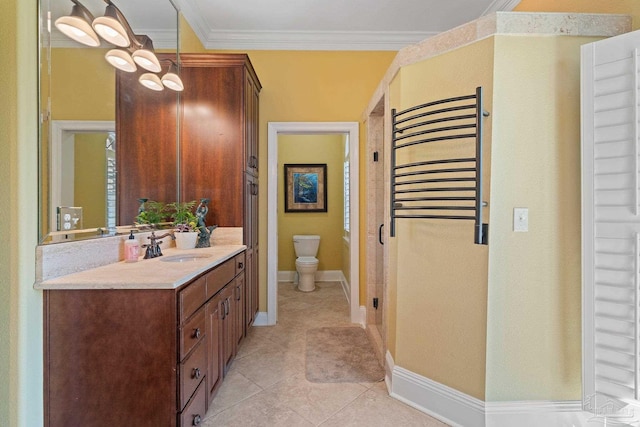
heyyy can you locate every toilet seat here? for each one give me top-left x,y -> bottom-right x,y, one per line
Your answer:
296,257 -> 318,265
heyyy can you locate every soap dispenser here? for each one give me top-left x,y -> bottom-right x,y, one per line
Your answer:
124,231 -> 140,262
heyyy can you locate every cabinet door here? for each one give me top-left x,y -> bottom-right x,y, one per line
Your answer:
180,65 -> 244,227
244,74 -> 259,176
206,295 -> 223,404
234,271 -> 245,346
221,286 -> 235,375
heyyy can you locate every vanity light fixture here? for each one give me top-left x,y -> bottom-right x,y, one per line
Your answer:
56,0 -> 183,91
160,61 -> 184,92
105,49 -> 136,72
139,73 -> 164,91
91,0 -> 130,47
54,0 -> 101,47
131,36 -> 162,73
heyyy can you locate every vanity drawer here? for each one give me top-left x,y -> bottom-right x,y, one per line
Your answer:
179,339 -> 206,410
179,379 -> 206,427
206,259 -> 235,299
235,252 -> 246,275
180,276 -> 207,323
180,307 -> 205,361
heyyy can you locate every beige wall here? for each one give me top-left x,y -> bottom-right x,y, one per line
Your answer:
277,134 -> 345,272
485,34 -> 598,401
515,0 -> 640,30
390,38 -> 494,400
2,1 -> 41,426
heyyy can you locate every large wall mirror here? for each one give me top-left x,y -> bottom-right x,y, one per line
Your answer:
39,0 -> 180,244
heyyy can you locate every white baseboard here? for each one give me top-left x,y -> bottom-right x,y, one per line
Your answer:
385,352 -> 592,427
252,311 -> 269,326
278,270 -> 345,282
391,364 -> 485,427
485,401 -> 590,427
357,305 -> 366,327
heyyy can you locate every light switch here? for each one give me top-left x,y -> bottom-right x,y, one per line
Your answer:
513,208 -> 528,232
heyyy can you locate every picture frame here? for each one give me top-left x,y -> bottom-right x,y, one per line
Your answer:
284,164 -> 327,212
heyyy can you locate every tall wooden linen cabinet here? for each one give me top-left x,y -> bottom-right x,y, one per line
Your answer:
116,52 -> 261,398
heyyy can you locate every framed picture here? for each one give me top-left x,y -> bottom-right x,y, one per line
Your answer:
284,164 -> 327,212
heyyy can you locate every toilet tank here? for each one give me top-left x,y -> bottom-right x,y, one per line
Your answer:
293,235 -> 320,257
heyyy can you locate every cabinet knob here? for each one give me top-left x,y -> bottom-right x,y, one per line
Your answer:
238,262 -> 244,269
193,414 -> 202,426
192,328 -> 201,339
192,367 -> 201,380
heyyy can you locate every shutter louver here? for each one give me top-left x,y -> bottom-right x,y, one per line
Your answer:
584,32 -> 640,412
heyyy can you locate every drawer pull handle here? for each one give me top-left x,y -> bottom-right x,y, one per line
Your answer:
192,367 -> 201,380
193,414 -> 202,426
192,328 -> 201,339
238,262 -> 244,269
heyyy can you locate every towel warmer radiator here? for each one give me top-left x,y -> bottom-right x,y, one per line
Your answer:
390,86 -> 489,244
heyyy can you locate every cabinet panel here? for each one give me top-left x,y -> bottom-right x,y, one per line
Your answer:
179,381 -> 206,427
206,295 -> 223,403
206,260 -> 235,299
179,275 -> 206,323
179,340 -> 206,410
234,272 -> 245,347
180,308 -> 205,360
221,285 -> 235,374
45,290 -> 177,427
180,65 -> 244,226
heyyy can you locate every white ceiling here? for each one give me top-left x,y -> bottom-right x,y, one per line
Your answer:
50,0 -> 522,50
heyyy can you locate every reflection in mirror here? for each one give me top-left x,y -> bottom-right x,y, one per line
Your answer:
39,0 -> 179,244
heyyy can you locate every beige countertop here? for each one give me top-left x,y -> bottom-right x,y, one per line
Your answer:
35,245 -> 246,290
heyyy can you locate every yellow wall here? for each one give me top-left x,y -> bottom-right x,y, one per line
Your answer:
485,34 -> 597,401
277,134 -> 345,272
515,0 -> 640,30
2,0 -> 41,426
391,38 -> 494,400
50,48 -> 115,120
74,133 -> 108,229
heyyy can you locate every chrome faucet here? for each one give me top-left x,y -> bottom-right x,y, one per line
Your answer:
142,231 -> 175,259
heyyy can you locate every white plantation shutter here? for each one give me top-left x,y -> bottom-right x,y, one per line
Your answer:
582,30 -> 640,411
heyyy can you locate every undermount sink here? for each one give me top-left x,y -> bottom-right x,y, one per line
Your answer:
160,253 -> 213,263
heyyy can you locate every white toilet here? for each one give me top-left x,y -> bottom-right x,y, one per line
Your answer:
293,235 -> 320,292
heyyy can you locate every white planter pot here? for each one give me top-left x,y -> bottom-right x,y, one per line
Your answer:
174,232 -> 198,250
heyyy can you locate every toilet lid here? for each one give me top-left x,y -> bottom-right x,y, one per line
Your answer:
296,257 -> 318,265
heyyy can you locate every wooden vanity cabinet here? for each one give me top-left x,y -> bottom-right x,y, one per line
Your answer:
44,252 -> 247,427
116,54 -> 261,337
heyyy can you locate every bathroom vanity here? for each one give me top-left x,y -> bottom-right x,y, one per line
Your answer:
38,245 -> 250,427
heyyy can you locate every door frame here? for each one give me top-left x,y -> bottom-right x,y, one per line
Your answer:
50,120 -> 115,232
266,122 -> 360,325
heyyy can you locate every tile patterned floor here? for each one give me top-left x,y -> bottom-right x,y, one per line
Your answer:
202,281 -> 448,427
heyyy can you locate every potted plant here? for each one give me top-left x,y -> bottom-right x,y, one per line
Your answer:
135,201 -> 169,228
168,201 -> 199,250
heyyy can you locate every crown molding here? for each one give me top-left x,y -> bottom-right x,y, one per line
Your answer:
482,0 -> 522,15
201,29 -> 437,51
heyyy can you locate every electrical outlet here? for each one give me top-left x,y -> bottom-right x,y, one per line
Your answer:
513,208 -> 528,232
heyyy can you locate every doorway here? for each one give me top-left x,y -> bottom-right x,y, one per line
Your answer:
266,122 -> 360,326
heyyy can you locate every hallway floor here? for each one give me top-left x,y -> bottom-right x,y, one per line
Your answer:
202,281 -> 448,426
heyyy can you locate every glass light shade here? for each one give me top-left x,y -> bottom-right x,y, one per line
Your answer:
105,49 -> 136,72
161,72 -> 184,91
132,49 -> 162,73
54,6 -> 100,47
139,73 -> 164,91
92,5 -> 130,47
